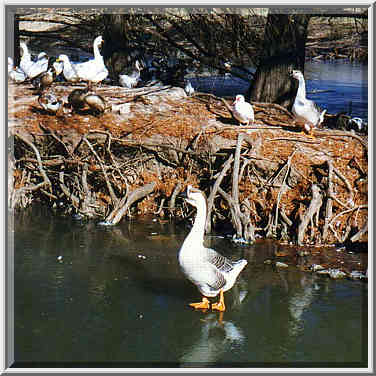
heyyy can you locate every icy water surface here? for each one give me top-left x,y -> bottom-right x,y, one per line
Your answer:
12,206 -> 367,367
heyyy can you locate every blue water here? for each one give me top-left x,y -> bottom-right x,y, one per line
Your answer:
189,61 -> 368,121
305,61 -> 368,121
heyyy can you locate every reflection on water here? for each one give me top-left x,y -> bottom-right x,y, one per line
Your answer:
13,206 -> 367,367
287,273 -> 320,337
180,313 -> 245,366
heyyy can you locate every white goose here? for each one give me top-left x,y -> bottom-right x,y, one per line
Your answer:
179,185 -> 247,311
119,60 -> 142,88
52,60 -> 64,77
233,94 -> 254,126
20,43 -> 49,80
74,35 -> 108,87
19,42 -> 32,74
291,70 -> 326,137
56,54 -> 80,83
8,56 -> 27,83
9,66 -> 28,83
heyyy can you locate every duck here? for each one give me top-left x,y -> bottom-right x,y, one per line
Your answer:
56,54 -> 80,83
68,87 -> 90,111
73,35 -> 108,87
290,70 -> 327,137
83,94 -> 106,116
119,60 -> 143,88
178,185 -> 247,312
31,57 -> 60,91
38,92 -> 63,114
232,94 -> 254,126
32,67 -> 54,91
68,88 -> 106,116
184,80 -> 195,96
348,117 -> 365,132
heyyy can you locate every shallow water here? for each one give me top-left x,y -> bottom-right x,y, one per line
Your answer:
190,60 -> 368,121
12,206 -> 367,367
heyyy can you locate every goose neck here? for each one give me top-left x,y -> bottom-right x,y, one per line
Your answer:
21,44 -> 30,59
188,203 -> 206,243
93,41 -> 102,61
296,76 -> 306,100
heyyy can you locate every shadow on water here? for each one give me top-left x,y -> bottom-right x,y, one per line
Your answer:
12,205 -> 367,367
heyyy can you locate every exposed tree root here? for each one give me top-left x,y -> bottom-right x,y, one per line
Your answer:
9,84 -> 367,246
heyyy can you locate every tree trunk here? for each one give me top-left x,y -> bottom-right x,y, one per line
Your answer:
248,12 -> 311,109
102,14 -> 136,78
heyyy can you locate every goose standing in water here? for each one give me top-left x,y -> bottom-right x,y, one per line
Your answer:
119,60 -> 143,88
74,35 -> 108,88
179,185 -> 247,312
233,94 -> 254,126
290,70 -> 326,137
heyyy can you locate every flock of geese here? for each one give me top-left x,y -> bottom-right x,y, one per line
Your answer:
8,34 -> 199,117
8,36 -> 331,311
8,34 -> 327,133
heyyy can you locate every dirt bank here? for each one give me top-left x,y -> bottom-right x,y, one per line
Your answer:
8,81 -> 368,252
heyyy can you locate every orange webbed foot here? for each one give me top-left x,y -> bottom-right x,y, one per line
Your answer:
212,301 -> 226,312
212,289 -> 226,312
189,297 -> 210,310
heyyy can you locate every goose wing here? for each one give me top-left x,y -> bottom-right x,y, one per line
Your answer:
308,99 -> 326,125
204,248 -> 236,273
74,59 -> 97,75
308,99 -> 322,114
74,58 -> 108,81
201,248 -> 236,291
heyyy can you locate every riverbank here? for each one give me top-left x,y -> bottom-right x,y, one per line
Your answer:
8,81 -> 368,250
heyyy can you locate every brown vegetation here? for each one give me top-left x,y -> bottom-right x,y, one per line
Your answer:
8,81 -> 368,247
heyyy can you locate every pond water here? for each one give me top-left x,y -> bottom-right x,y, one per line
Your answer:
12,206 -> 367,368
190,60 -> 368,121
